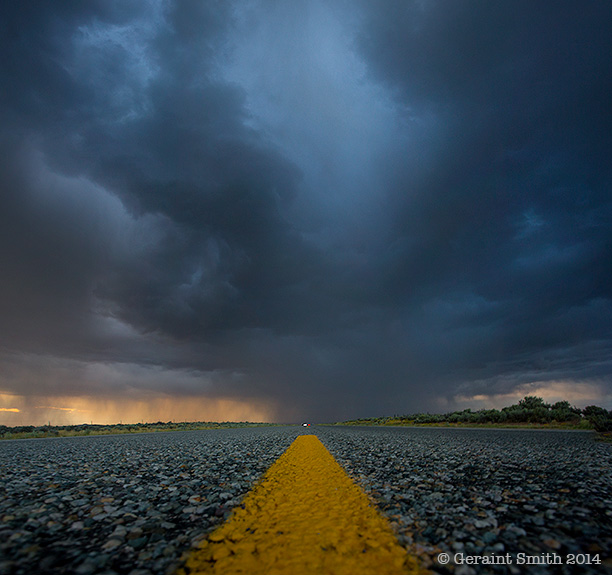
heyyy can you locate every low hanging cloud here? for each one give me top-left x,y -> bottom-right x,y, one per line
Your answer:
0,0 -> 611,423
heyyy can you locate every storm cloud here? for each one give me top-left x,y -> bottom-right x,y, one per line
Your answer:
1,0 -> 611,423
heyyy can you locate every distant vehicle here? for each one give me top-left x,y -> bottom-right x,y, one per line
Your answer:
302,422 -> 311,427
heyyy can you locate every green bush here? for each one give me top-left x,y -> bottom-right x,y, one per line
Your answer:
583,405 -> 612,432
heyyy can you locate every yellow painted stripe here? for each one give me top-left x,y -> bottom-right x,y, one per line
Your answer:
178,435 -> 423,574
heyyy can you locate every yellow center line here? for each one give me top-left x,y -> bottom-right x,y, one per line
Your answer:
177,435 -> 423,574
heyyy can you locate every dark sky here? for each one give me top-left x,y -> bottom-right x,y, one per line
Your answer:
1,1 -> 611,424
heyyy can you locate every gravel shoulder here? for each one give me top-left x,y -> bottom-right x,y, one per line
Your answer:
1,426 -> 610,575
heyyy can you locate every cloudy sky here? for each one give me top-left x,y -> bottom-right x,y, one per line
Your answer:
1,1 -> 611,425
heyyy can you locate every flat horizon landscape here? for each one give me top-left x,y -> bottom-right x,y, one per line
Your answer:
3,395 -> 612,443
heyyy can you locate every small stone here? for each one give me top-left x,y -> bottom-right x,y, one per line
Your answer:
482,532 -> 496,544
543,538 -> 561,550
162,544 -> 176,557
506,525 -> 527,537
102,538 -> 123,551
112,525 -> 127,538
160,521 -> 176,529
128,527 -> 144,539
128,536 -> 148,550
138,550 -> 153,562
89,506 -> 104,517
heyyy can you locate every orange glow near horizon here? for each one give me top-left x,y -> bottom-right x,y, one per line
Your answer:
0,394 -> 278,426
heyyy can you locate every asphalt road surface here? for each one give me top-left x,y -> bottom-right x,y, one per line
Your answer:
1,426 -> 610,574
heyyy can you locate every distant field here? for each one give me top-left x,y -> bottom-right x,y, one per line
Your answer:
336,419 -> 594,430
0,421 -> 280,440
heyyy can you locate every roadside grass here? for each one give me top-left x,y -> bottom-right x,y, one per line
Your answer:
596,431 -> 612,443
0,421 -> 280,440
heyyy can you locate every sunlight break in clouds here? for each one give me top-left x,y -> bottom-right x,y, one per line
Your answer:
453,380 -> 612,411
0,395 -> 277,426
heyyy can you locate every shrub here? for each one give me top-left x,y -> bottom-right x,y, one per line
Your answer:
583,406 -> 612,432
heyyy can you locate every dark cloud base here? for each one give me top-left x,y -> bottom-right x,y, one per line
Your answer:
1,1 -> 611,422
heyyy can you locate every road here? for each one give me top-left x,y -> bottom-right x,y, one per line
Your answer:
1,426 -> 610,574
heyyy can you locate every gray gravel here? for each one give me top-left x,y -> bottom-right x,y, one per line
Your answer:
0,428 -> 300,575
1,426 -> 611,574
317,426 -> 612,574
